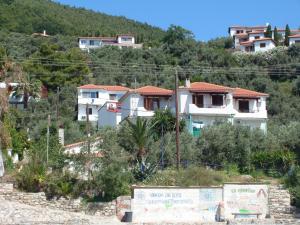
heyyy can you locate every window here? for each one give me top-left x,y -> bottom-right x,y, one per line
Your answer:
144,97 -> 160,111
80,40 -> 87,44
121,37 -> 132,42
212,95 -> 223,106
260,43 -> 266,48
109,94 -> 117,100
82,92 -> 98,98
88,108 -> 93,115
192,94 -> 204,108
238,100 -> 250,112
255,36 -> 260,39
295,40 -> 300,44
90,40 -> 95,46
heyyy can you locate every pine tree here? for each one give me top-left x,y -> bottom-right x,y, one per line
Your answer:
274,26 -> 279,46
265,24 -> 272,38
284,24 -> 291,46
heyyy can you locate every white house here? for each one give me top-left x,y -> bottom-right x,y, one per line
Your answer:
229,25 -> 300,52
289,34 -> 300,46
240,38 -> 276,53
179,81 -> 268,136
77,84 -> 130,123
78,34 -> 143,51
98,86 -> 173,128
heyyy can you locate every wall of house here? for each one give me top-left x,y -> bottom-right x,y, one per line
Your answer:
98,103 -> 121,128
77,89 -> 127,121
117,36 -> 135,44
254,41 -> 275,52
77,104 -> 100,122
122,94 -> 171,118
289,37 -> 300,45
78,39 -> 103,49
249,33 -> 265,41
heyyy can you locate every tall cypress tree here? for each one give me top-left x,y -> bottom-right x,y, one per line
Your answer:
265,24 -> 272,38
284,24 -> 291,46
273,26 -> 279,46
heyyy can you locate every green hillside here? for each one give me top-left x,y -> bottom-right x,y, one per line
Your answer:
0,0 -> 165,43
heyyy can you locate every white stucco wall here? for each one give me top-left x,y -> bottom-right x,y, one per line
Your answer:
289,37 -> 300,45
254,40 -> 276,52
77,88 -> 127,122
248,33 -> 265,41
98,102 -> 122,128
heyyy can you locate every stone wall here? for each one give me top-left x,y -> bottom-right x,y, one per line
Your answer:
268,185 -> 295,220
0,185 -> 116,217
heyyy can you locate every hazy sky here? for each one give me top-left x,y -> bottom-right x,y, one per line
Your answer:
56,0 -> 300,41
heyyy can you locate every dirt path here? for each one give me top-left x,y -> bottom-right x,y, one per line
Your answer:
0,199 -> 124,225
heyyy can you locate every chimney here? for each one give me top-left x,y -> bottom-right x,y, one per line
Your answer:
58,127 -> 64,146
185,78 -> 191,88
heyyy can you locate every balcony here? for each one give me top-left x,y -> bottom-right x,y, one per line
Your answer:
132,107 -> 155,117
234,110 -> 267,119
188,104 -> 234,115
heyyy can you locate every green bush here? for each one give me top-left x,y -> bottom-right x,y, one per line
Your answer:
143,167 -> 227,186
96,164 -> 133,201
43,173 -> 76,199
251,150 -> 296,177
16,162 -> 46,192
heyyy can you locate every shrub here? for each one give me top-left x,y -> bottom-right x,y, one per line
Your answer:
16,162 -> 46,192
251,150 -> 296,177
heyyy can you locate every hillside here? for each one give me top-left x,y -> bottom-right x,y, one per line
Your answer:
0,0 -> 165,43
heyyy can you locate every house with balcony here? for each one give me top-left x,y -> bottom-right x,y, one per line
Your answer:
78,34 -> 143,51
179,81 -> 268,136
98,86 -> 173,128
229,25 -> 300,52
77,84 -> 130,123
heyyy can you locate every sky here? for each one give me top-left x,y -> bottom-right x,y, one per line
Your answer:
55,0 -> 300,41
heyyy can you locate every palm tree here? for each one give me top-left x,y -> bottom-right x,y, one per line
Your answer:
126,117 -> 151,162
12,75 -> 42,109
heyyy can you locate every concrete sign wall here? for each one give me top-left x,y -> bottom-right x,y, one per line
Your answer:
132,187 -> 222,223
223,184 -> 268,219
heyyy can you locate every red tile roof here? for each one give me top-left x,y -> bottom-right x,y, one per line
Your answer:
233,88 -> 268,98
253,38 -> 274,42
289,34 -> 300,38
240,40 -> 253,46
184,82 -> 233,93
134,86 -> 173,96
230,26 -> 267,29
78,84 -> 130,91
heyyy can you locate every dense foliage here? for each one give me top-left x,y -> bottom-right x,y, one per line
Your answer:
0,0 -> 165,45
1,0 -> 300,203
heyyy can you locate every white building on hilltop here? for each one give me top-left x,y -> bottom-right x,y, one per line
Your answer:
78,34 -> 143,51
77,84 -> 130,122
229,25 -> 300,52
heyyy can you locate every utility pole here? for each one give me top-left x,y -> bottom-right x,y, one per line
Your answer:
175,68 -> 180,170
56,87 -> 60,123
85,104 -> 91,180
46,114 -> 51,164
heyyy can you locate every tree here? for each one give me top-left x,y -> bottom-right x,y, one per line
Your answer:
273,26 -> 280,46
126,117 -> 152,162
284,24 -> 291,46
265,24 -> 272,38
12,75 -> 42,109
